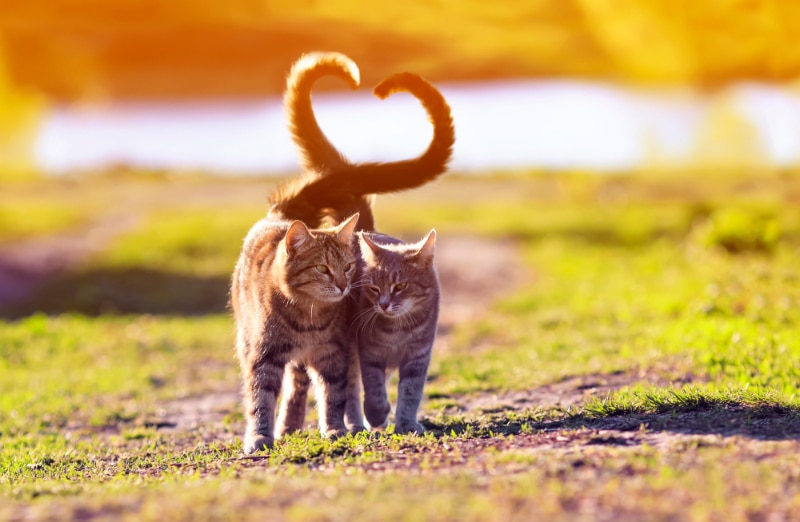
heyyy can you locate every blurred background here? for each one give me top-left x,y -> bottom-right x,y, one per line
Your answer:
3,0 -> 800,177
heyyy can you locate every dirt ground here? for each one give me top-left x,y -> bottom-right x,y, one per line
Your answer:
5,199 -> 799,481
152,233 -> 664,439
0,214 -> 665,436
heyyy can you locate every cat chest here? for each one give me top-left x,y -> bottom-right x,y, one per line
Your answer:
368,317 -> 434,344
360,329 -> 432,363
265,314 -> 347,359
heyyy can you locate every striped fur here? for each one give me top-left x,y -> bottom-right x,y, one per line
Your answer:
231,214 -> 360,454
353,230 -> 439,433
348,230 -> 439,433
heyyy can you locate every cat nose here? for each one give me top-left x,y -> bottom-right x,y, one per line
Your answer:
379,299 -> 390,311
336,282 -> 348,293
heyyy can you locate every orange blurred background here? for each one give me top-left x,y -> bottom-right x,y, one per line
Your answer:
4,0 -> 800,101
3,0 -> 800,175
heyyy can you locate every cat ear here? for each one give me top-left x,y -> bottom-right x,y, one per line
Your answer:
359,233 -> 381,263
335,213 -> 360,243
415,229 -> 436,263
285,220 -> 312,255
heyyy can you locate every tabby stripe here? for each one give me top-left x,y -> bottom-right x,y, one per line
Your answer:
276,304 -> 335,332
270,293 -> 337,332
399,357 -> 430,381
375,319 -> 407,335
362,360 -> 386,373
288,364 -> 311,385
252,357 -> 285,378
326,335 -> 347,352
250,375 -> 282,401
310,349 -> 345,373
315,364 -> 348,387
253,342 -> 294,364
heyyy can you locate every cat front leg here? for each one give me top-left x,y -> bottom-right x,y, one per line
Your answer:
307,350 -> 349,439
344,341 -> 366,433
360,356 -> 391,430
242,352 -> 287,454
393,353 -> 431,435
276,362 -> 311,437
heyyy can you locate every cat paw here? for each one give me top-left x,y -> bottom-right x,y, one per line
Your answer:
394,421 -> 425,435
276,424 -> 302,438
321,427 -> 348,440
347,424 -> 367,434
364,401 -> 391,428
243,434 -> 274,454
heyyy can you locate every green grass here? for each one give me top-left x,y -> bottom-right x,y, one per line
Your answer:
3,171 -> 800,520
430,239 -> 800,397
0,314 -> 236,436
0,201 -> 88,242
99,208 -> 262,276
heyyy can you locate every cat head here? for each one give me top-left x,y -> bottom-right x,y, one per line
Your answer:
281,213 -> 359,303
357,230 -> 438,318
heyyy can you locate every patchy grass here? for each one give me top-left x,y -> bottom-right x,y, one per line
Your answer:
0,201 -> 89,243
3,171 -> 800,520
0,314 -> 237,437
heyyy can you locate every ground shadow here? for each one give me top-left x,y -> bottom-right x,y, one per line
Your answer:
1,267 -> 230,319
423,399 -> 800,442
565,401 -> 800,441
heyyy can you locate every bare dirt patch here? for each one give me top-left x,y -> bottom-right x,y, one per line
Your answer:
435,234 -> 530,329
437,370 -> 657,414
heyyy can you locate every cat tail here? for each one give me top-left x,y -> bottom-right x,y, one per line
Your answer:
278,72 -> 454,200
284,52 -> 360,173
354,71 -> 455,192
313,71 -> 455,193
272,64 -> 454,227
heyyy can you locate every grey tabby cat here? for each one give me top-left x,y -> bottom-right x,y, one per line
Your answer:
284,52 -> 451,435
354,230 -> 439,434
232,52 -> 453,453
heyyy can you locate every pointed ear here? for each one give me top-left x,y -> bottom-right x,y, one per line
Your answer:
336,213 -> 360,243
285,220 -> 312,255
359,233 -> 380,264
416,229 -> 436,263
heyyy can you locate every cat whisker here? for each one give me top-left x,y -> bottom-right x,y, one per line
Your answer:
357,310 -> 379,338
349,307 -> 375,335
406,309 -> 422,329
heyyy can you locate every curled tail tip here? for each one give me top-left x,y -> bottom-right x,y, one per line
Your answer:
373,72 -> 455,167
372,73 -> 453,123
289,51 -> 360,90
372,72 -> 426,99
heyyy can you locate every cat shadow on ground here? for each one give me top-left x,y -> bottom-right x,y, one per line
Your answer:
0,267 -> 230,319
423,394 -> 800,443
566,400 -> 800,442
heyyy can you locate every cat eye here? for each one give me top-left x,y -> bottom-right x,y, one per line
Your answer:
392,282 -> 407,293
368,285 -> 380,294
315,265 -> 330,274
344,262 -> 354,272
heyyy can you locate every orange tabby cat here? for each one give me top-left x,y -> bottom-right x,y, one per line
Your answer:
231,212 -> 360,454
